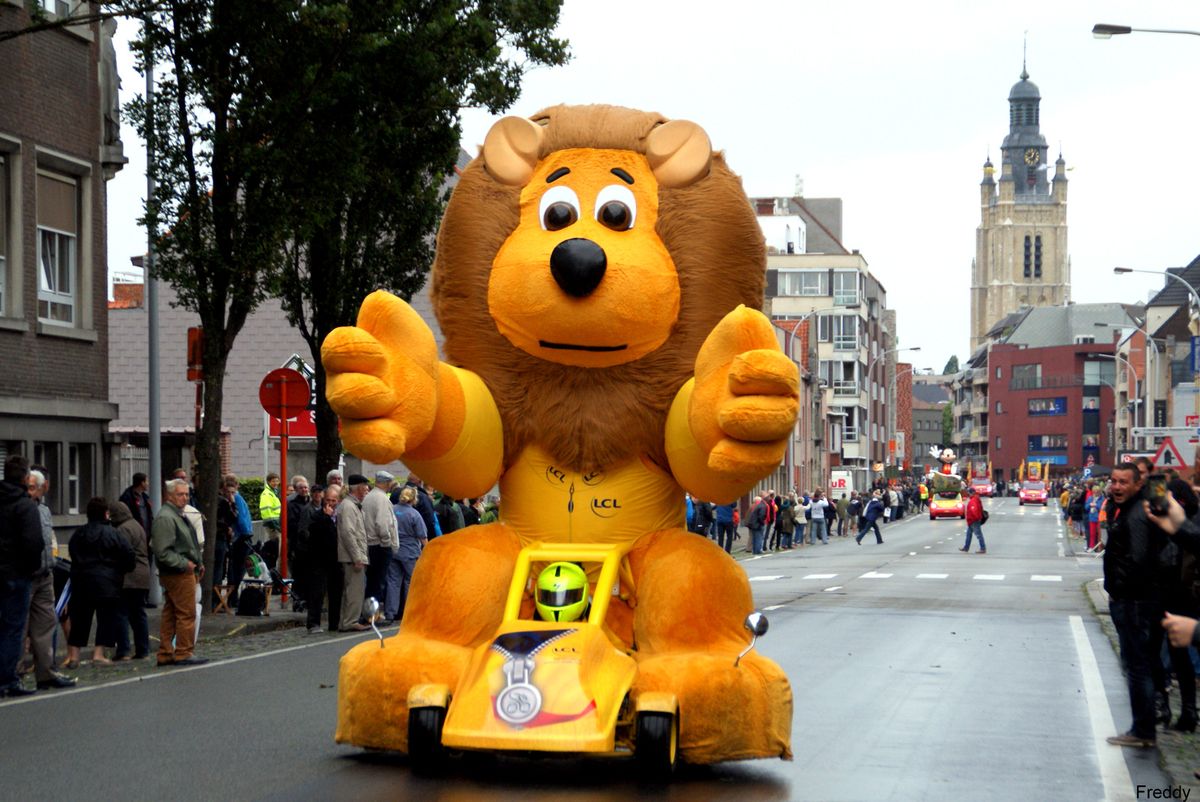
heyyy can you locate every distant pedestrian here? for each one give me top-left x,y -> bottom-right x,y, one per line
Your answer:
118,473 -> 153,538
224,475 -> 254,608
109,501 -> 150,661
855,491 -> 885,545
65,498 -> 135,668
747,496 -> 768,555
836,494 -> 850,537
386,487 -> 428,624
809,492 -> 830,545
21,469 -> 75,689
959,487 -> 986,554
363,472 -> 399,608
1,456 -> 47,697
304,489 -> 339,634
776,494 -> 795,550
151,479 -> 206,666
714,502 -> 737,554
337,475 -> 371,632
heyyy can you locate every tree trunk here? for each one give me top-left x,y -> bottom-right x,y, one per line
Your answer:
195,340 -> 229,613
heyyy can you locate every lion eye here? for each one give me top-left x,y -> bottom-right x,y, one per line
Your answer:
539,185 -> 581,232
594,185 -> 637,230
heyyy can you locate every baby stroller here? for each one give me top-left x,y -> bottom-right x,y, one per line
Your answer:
236,543 -> 292,616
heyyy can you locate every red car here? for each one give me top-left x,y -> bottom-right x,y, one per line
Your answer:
1019,481 -> 1048,506
929,491 -> 966,520
969,479 -> 994,497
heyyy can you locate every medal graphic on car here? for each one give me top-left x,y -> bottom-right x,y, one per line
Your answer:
490,629 -> 576,727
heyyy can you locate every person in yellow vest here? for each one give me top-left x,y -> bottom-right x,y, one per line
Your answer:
260,472 -> 282,534
918,482 -> 928,513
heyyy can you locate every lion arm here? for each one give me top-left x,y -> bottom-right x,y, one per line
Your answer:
664,379 -> 779,504
402,364 -> 504,499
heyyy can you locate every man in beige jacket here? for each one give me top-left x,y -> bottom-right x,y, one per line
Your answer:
362,471 -> 398,614
336,475 -> 370,632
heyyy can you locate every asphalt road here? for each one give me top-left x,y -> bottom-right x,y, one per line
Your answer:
0,497 -> 1177,801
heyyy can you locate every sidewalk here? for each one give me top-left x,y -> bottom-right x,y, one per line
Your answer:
730,508 -> 924,560
1086,578 -> 1200,794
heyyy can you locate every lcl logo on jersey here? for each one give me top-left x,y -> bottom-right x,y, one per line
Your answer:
591,498 -> 621,519
582,470 -> 605,487
545,466 -> 567,485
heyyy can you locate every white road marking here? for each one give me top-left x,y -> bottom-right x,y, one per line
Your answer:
1069,614 -> 1135,802
859,572 -> 893,579
822,586 -> 842,592
916,573 -> 949,579
763,604 -> 786,611
1058,543 -> 1065,558
908,552 -> 917,556
923,546 -> 932,549
749,575 -> 785,582
1031,575 -> 1062,582
0,630 -> 374,707
802,573 -> 838,580
973,574 -> 1005,581
1057,532 -> 1063,540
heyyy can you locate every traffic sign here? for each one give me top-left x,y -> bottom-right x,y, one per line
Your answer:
1153,437 -> 1186,469
259,368 -> 310,418
1132,427 -> 1195,439
1082,468 -> 1092,479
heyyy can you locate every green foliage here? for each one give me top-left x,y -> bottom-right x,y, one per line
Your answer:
941,404 -> 953,446
942,355 -> 960,374
239,477 -> 265,521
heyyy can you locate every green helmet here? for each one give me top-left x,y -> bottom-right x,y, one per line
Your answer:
535,562 -> 589,623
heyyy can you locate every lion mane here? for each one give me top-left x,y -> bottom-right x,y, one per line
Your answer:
431,104 -> 766,474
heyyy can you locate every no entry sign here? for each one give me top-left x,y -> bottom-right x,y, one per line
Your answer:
259,368 -> 310,418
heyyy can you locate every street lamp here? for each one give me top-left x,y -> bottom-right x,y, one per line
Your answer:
776,309 -> 822,493
1095,321 -> 1166,435
866,346 -> 920,481
1092,23 -> 1200,39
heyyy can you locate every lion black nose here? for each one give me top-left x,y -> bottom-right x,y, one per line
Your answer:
550,238 -> 607,298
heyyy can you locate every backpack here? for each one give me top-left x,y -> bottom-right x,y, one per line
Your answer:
981,510 -> 990,524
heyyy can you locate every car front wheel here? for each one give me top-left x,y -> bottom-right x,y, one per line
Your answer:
635,711 -> 678,779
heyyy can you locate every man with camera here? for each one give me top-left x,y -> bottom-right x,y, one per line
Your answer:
1103,464 -> 1171,748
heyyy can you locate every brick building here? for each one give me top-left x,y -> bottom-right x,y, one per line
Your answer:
0,5 -> 126,526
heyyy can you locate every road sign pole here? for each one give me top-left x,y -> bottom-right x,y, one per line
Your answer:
280,400 -> 288,587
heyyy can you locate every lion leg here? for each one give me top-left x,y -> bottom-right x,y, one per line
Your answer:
628,529 -> 793,763
335,523 -> 521,751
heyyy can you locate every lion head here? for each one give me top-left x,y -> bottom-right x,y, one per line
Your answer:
431,105 -> 765,473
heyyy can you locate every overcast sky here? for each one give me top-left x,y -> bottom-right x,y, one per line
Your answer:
107,0 -> 1200,372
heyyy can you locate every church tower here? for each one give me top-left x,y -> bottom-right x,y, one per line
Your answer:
970,68 -> 1070,352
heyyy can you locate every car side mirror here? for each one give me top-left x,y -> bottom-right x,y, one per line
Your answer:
364,597 -> 385,648
735,611 -> 769,667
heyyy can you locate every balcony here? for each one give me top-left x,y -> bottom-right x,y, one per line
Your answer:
833,380 -> 858,397
834,291 -> 859,307
969,397 -> 988,415
1009,374 -> 1084,391
833,334 -> 857,352
843,426 -> 859,442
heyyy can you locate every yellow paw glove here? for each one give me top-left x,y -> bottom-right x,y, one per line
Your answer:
320,291 -> 439,464
690,306 -> 799,483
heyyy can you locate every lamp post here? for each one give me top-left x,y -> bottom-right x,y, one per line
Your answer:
777,310 -> 822,493
1115,267 -> 1200,472
866,346 -> 920,484
1095,321 -> 1167,440
1092,23 -> 1200,39
1089,353 -> 1139,458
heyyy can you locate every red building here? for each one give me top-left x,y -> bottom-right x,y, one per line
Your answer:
988,341 -> 1117,480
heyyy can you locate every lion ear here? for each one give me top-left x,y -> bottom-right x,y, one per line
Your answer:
482,116 -> 545,186
646,119 -> 712,188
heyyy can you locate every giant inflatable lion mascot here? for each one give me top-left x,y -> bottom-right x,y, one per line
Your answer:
322,104 -> 797,764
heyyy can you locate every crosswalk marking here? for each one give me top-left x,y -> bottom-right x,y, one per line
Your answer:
749,575 -> 784,582
802,573 -> 838,580
763,604 -> 785,611
974,574 -> 1005,581
859,572 -> 893,579
916,573 -> 949,579
823,586 -> 842,592
1031,575 -> 1062,582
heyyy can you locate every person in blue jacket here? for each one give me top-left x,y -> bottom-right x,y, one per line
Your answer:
855,490 -> 885,545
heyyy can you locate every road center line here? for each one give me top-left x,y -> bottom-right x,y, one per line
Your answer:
916,573 -> 949,579
802,573 -> 837,580
1031,575 -> 1063,582
749,575 -> 785,582
973,574 -> 1005,581
1069,614 -> 1135,802
0,631 -> 373,708
859,572 -> 893,579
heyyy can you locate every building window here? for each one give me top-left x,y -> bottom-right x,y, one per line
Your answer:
833,315 -> 858,351
1011,363 -> 1042,390
1028,434 -> 1068,452
1023,235 -> 1031,278
40,0 -> 73,14
833,271 -> 858,306
1034,235 -> 1042,278
995,401 -> 1003,414
67,443 -> 93,516
1028,397 -> 1067,416
0,155 -> 6,315
32,441 -> 60,514
1074,335 -> 1094,345
1083,361 -> 1115,387
817,314 -> 831,343
778,270 -> 829,297
37,172 -> 78,325
995,367 -> 1002,379
995,436 -> 1002,451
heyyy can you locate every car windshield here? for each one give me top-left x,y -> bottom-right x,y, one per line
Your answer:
1022,482 -> 1045,491
936,492 -> 960,500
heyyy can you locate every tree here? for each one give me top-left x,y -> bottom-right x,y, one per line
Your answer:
268,1 -> 568,482
942,355 -> 960,374
941,403 -> 953,447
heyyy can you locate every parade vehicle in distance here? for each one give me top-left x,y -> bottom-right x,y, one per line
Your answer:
927,472 -> 966,520
1018,460 -> 1049,505
967,460 -> 994,497
398,541 -> 770,777
1018,480 -> 1048,506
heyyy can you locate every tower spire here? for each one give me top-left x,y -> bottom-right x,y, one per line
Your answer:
1022,31 -> 1029,79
